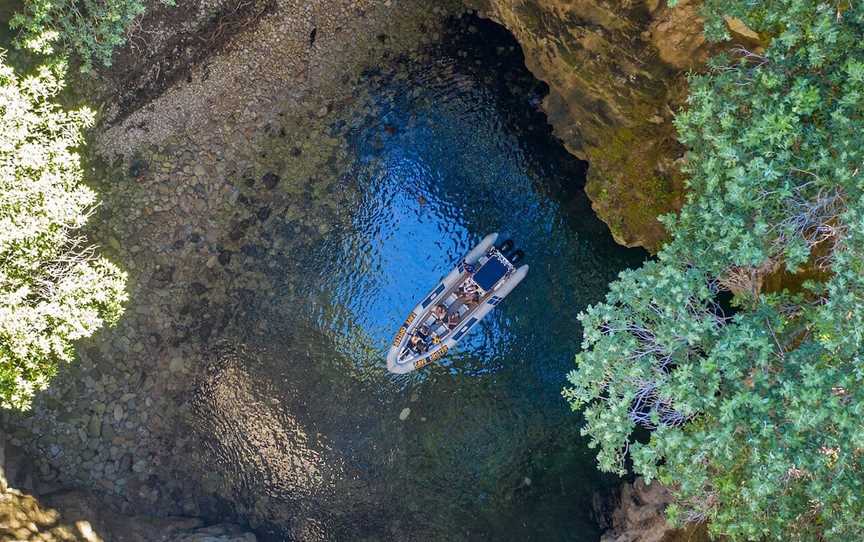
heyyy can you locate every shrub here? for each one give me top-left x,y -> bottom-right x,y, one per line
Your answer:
9,0 -> 172,72
566,1 -> 864,539
0,55 -> 127,410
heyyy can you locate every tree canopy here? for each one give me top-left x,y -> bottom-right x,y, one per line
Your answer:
9,0 -> 172,72
0,56 -> 127,410
565,1 -> 864,539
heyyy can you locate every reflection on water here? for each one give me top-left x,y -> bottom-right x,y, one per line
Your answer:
191,15 -> 646,541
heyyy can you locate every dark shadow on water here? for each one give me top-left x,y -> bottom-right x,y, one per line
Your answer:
189,13 -> 648,542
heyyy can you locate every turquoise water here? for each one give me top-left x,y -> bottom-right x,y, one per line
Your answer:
190,17 -> 646,541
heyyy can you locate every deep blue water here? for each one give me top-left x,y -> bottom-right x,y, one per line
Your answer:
194,16 -> 647,541
316,70 -> 643,383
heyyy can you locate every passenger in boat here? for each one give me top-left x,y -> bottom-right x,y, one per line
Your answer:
420,324 -> 440,350
459,280 -> 476,293
408,333 -> 427,354
455,281 -> 480,311
462,291 -> 480,309
446,310 -> 461,330
432,303 -> 448,325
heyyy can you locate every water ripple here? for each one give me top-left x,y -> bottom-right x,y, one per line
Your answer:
189,15 -> 646,542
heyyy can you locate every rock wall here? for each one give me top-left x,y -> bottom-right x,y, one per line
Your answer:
463,0 -> 713,250
1,430 -> 256,542
597,478 -> 712,542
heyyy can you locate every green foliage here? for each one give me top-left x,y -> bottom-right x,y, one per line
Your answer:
666,0 -> 864,277
566,1 -> 864,540
564,261 -> 726,474
0,54 -> 127,410
9,0 -> 173,72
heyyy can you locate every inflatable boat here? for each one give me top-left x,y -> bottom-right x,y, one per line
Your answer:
386,233 -> 529,374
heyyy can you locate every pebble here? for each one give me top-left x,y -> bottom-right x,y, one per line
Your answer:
262,172 -> 281,189
114,404 -> 124,422
399,408 -> 411,421
169,357 -> 186,373
119,454 -> 133,473
88,416 -> 102,438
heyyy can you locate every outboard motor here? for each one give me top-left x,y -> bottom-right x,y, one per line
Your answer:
508,250 -> 525,265
495,239 -> 514,255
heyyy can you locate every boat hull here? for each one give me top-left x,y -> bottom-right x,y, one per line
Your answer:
386,233 -> 528,374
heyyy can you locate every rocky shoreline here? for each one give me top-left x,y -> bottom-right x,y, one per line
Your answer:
593,478 -> 711,542
462,0 -> 697,250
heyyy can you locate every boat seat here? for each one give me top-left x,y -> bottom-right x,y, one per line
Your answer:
472,256 -> 508,291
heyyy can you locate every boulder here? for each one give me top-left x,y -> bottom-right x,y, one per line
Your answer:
599,478 -> 713,542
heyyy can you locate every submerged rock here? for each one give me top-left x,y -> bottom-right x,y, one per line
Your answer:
169,357 -> 186,373
261,172 -> 280,189
1,432 -> 256,542
87,416 -> 102,438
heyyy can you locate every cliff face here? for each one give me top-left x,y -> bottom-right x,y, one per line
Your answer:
596,478 -> 712,542
464,0 -> 713,250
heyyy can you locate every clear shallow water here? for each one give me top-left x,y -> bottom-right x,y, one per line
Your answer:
191,16 -> 646,541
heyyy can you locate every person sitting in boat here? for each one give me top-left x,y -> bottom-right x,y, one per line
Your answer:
454,281 -> 480,310
408,333 -> 427,354
431,303 -> 448,325
459,290 -> 480,310
458,281 -> 478,297
415,324 -> 436,350
446,310 -> 461,330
